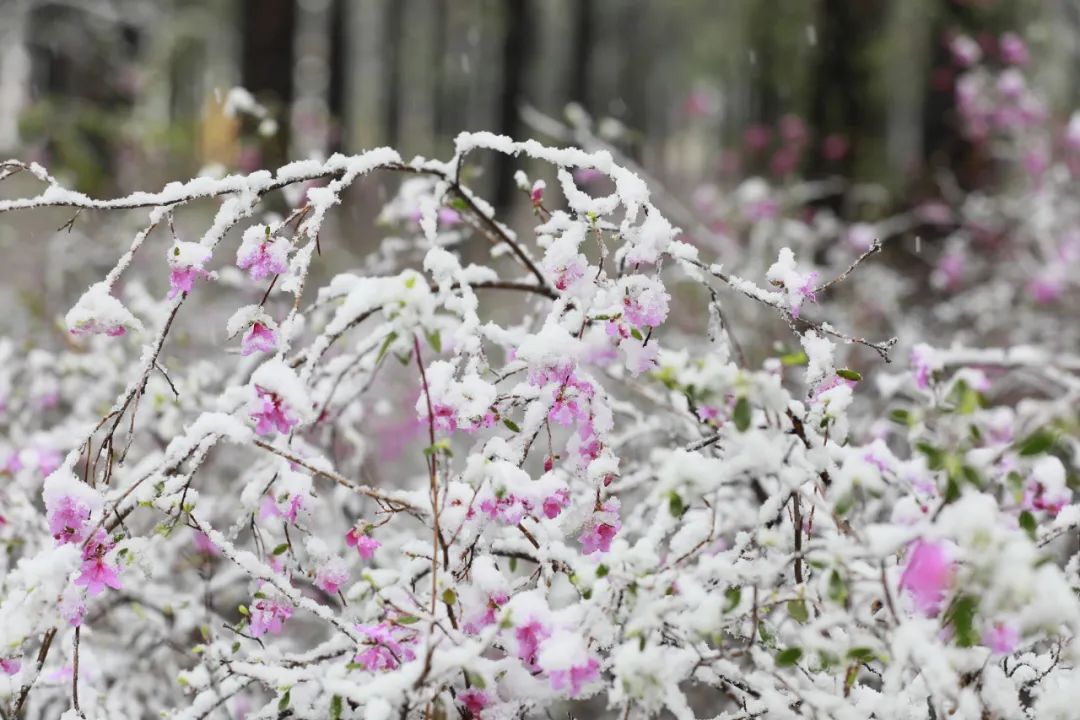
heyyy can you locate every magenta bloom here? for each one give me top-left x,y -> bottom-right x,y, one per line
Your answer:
75,531 -> 122,596
316,560 -> 349,595
983,621 -> 1020,654
621,283 -> 670,329
241,322 -> 278,355
999,32 -> 1029,66
192,530 -> 220,556
249,598 -> 293,637
790,272 -> 819,318
47,495 -> 94,545
542,488 -> 570,519
237,231 -> 290,281
514,619 -> 551,670
345,527 -> 380,560
898,540 -> 953,616
251,386 -> 299,435
457,689 -> 490,717
353,622 -> 417,671
0,658 -> 20,676
579,498 -> 621,555
549,657 -> 600,697
168,267 -> 208,298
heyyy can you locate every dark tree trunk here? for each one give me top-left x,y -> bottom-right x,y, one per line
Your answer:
570,0 -> 593,112
493,0 -> 529,211
382,0 -> 404,147
242,0 -> 296,165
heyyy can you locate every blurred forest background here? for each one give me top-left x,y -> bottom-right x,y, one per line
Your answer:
0,0 -> 1078,334
4,0 -> 1080,200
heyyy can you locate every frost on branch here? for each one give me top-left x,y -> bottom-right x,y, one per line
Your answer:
0,120 -> 1076,720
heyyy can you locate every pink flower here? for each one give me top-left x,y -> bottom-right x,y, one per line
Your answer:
1026,273 -> 1063,305
427,403 -> 458,432
437,208 -> 462,227
260,493 -> 305,524
251,386 -> 299,435
237,227 -> 290,281
950,35 -> 982,67
47,495 -> 94,545
514,620 -> 551,670
353,622 -> 417,671
463,591 -> 509,634
620,339 -> 659,377
813,375 -> 857,398
898,539 -> 953,616
790,272 -> 818,319
822,133 -> 850,162
549,657 -> 599,697
933,253 -> 965,292
530,182 -> 545,206
983,621 -> 1019,654
167,241 -> 212,298
999,32 -> 1029,66
743,124 -> 772,152
75,530 -> 122,596
168,267 -> 208,298
553,256 -> 587,292
241,322 -> 278,355
578,499 -> 621,555
542,488 -> 570,519
192,530 -> 220,557
457,689 -> 490,718
621,281 -> 670,329
316,559 -> 349,595
345,527 -> 380,560
60,585 -> 87,627
0,658 -> 20,676
910,344 -> 937,390
249,598 -> 293,637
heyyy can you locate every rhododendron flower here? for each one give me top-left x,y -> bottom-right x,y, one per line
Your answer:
260,492 -> 305,524
315,558 -> 349,594
542,488 -> 570,519
898,539 -> 953,616
514,619 -> 551,670
237,225 -> 291,280
353,622 -> 417,671
345,526 -> 380,559
983,621 -> 1020,654
457,689 -> 490,717
167,241 -> 212,298
579,499 -> 621,555
75,530 -> 123,596
620,277 -> 670,329
251,386 -> 299,435
241,321 -> 278,355
0,658 -> 19,676
549,657 -> 599,697
999,32 -> 1029,66
192,530 -> 220,556
463,591 -> 509,634
249,598 -> 293,637
47,494 -> 95,545
620,338 -> 659,377
910,344 -> 938,390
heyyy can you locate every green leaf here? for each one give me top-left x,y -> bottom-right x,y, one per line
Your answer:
376,331 -> 398,364
425,329 -> 442,354
237,604 -> 249,617
947,595 -> 979,647
272,543 -> 289,556
442,589 -> 457,605
395,615 -> 420,625
889,409 -> 911,425
787,599 -> 809,623
503,418 -> 521,433
836,368 -> 862,382
780,350 -> 808,366
277,689 -> 291,712
723,586 -> 741,613
630,327 -> 644,341
668,491 -> 686,518
846,647 -> 876,662
1017,428 -> 1057,456
1019,510 -> 1037,540
450,197 -> 468,211
777,647 -> 803,666
596,564 -> 609,578
330,694 -> 343,720
915,442 -> 945,470
733,396 -> 751,432
828,570 -> 848,605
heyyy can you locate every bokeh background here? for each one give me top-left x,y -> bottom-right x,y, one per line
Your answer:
0,0 -> 1077,347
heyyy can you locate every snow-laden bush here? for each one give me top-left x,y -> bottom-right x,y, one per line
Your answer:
0,106 -> 1077,720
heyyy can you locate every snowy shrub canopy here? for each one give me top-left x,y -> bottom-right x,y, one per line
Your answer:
0,41 -> 1078,720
